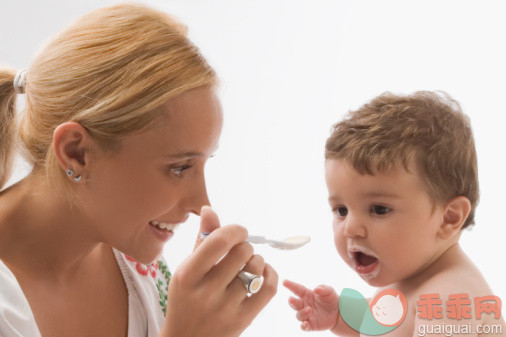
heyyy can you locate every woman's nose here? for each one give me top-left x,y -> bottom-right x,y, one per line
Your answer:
183,173 -> 211,216
343,214 -> 367,238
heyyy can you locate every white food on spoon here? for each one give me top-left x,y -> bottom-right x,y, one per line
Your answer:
280,236 -> 311,245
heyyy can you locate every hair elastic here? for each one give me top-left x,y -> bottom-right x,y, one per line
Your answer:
13,69 -> 27,94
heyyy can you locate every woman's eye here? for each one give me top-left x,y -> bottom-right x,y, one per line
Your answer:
334,207 -> 348,217
171,164 -> 193,176
371,205 -> 390,215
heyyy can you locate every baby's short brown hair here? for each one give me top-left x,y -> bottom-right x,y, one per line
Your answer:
325,91 -> 479,229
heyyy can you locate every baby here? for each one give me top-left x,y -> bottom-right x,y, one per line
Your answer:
284,91 -> 505,336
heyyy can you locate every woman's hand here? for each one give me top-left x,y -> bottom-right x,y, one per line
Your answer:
283,279 -> 340,332
159,206 -> 278,337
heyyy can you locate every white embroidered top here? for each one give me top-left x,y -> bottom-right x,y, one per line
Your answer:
0,248 -> 170,337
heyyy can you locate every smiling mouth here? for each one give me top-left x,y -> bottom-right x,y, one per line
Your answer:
149,221 -> 180,232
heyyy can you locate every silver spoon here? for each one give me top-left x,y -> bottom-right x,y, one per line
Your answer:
200,233 -> 311,250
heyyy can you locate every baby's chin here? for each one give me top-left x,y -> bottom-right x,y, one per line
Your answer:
361,275 -> 389,287
353,266 -> 396,288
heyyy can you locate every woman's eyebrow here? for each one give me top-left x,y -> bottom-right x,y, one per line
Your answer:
165,151 -> 205,159
165,145 -> 219,159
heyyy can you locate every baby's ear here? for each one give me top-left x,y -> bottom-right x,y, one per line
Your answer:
437,196 -> 471,240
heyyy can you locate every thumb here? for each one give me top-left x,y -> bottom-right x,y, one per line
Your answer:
193,205 -> 221,250
314,285 -> 337,299
314,285 -> 339,310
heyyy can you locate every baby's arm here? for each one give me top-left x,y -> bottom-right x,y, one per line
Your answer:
283,280 -> 359,336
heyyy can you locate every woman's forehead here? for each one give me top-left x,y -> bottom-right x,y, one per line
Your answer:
119,88 -> 223,158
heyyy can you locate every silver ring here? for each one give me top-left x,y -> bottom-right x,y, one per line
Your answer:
238,271 -> 263,294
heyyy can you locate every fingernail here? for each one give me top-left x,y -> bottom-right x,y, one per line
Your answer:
201,205 -> 212,214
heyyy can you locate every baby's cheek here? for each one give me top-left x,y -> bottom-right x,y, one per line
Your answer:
333,223 -> 348,260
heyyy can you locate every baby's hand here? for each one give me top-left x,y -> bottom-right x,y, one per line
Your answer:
283,279 -> 340,332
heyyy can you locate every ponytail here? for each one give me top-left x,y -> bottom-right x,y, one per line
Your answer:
0,67 -> 20,190
1,3 -> 217,206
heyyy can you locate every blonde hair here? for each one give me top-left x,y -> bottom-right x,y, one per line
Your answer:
0,3 -> 218,205
325,91 -> 479,229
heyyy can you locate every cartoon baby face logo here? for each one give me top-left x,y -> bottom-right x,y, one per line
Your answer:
339,288 -> 408,335
370,289 -> 408,327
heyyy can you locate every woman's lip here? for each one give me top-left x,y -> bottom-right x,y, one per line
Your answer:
149,222 -> 175,242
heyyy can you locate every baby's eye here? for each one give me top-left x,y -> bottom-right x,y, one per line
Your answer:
371,205 -> 390,215
334,207 -> 348,217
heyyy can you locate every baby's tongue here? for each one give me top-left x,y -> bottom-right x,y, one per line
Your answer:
358,252 -> 377,266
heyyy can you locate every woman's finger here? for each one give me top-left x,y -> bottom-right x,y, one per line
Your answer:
186,224 -> 248,281
240,263 -> 278,316
242,254 -> 265,277
225,254 -> 265,301
207,243 -> 259,287
282,279 -> 309,298
193,205 -> 221,251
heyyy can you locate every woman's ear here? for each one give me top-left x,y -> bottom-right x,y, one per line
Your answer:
437,196 -> 471,240
53,122 -> 93,179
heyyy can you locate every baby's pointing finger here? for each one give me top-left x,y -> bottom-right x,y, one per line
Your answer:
282,279 -> 309,298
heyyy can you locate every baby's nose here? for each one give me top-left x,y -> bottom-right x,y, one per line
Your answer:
343,215 -> 367,238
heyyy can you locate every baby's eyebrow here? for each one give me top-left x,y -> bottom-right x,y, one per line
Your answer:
327,192 -> 401,202
362,191 -> 401,199
328,196 -> 341,203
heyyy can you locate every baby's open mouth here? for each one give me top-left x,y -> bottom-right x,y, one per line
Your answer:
354,251 -> 378,266
349,250 -> 380,275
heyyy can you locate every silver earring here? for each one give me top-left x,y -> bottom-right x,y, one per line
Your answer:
66,169 -> 73,176
74,175 -> 82,182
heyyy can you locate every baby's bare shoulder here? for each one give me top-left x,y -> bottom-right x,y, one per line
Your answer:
415,260 -> 492,298
405,262 -> 505,336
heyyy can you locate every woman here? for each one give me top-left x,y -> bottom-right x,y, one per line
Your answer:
0,3 -> 277,337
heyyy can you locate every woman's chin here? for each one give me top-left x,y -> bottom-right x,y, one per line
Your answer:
118,245 -> 162,265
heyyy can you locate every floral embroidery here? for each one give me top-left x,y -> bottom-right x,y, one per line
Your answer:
123,254 -> 172,316
156,260 -> 172,316
124,254 -> 158,278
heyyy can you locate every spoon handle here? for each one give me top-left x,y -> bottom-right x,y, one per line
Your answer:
246,235 -> 267,244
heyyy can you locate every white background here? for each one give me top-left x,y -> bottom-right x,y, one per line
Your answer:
1,1 -> 505,336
